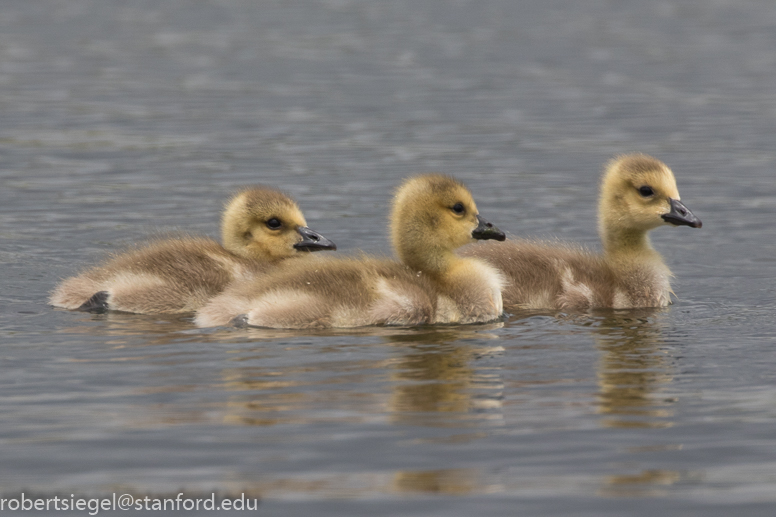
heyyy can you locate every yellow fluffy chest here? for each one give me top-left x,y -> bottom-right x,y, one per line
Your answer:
434,258 -> 505,324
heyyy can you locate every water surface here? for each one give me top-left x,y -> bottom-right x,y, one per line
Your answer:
1,1 -> 775,515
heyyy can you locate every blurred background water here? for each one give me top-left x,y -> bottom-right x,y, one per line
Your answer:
1,0 -> 775,515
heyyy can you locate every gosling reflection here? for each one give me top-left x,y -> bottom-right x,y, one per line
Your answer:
215,326 -> 506,429
391,468 -> 481,495
593,309 -> 676,429
387,327 -> 505,428
58,310 -> 196,345
600,467 -> 688,497
59,310 -> 442,348
592,310 -> 686,495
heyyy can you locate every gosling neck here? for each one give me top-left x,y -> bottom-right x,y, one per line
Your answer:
601,225 -> 664,268
399,243 -> 457,278
223,235 -> 274,263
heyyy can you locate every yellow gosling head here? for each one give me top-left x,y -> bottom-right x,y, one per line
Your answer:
221,187 -> 336,262
390,174 -> 505,272
598,154 -> 701,251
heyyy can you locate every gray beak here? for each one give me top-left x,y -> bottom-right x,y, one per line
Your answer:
472,215 -> 506,241
661,198 -> 702,228
294,226 -> 337,251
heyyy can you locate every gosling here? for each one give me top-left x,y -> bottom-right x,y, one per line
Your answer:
462,154 -> 702,310
49,187 -> 336,314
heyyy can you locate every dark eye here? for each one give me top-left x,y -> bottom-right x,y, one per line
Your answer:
452,203 -> 465,214
266,218 -> 281,229
638,186 -> 654,197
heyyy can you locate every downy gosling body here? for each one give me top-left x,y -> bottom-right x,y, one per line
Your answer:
195,174 -> 507,329
462,154 -> 702,310
49,187 -> 336,314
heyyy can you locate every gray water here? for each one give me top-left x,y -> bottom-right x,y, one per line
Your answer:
2,0 -> 776,515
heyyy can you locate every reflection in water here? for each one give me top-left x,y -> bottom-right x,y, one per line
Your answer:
56,316 -> 512,496
61,310 -> 502,346
61,311 -> 507,435
218,468 -> 489,499
591,309 -> 686,496
391,468 -> 482,495
218,327 -> 506,498
386,328 -> 505,428
215,326 -> 507,431
168,325 -> 507,496
593,309 -> 676,429
600,468 -> 703,498
58,309 -> 690,498
219,361 -> 384,427
59,310 -> 197,345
